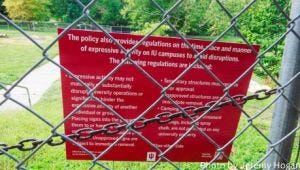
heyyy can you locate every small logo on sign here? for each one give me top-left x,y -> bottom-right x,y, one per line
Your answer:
214,152 -> 224,160
146,152 -> 156,161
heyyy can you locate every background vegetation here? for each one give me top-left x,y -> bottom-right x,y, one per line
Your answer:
0,0 -> 292,78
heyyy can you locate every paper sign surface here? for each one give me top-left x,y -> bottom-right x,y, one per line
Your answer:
58,29 -> 259,162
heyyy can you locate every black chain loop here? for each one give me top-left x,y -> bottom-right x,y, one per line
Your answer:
232,95 -> 247,105
17,139 -> 40,151
193,106 -> 210,114
132,119 -> 147,130
255,89 -> 271,100
205,100 -> 223,112
75,128 -> 94,140
218,100 -> 233,108
103,123 -> 125,135
265,88 -> 277,95
180,106 -> 197,118
89,128 -> 107,136
1,144 -> 23,153
143,117 -> 160,126
0,144 -> 8,155
156,112 -> 173,124
243,93 -> 259,101
46,135 -> 65,146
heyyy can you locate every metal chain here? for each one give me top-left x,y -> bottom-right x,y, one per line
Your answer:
0,88 -> 277,155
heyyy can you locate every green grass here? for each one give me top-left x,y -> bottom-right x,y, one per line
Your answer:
0,81 -> 91,169
0,29 -> 59,84
2,80 -> 298,170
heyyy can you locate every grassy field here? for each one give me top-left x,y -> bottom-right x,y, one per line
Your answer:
0,29 -> 58,84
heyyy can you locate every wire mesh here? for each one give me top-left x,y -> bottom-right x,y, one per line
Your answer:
0,0 -> 299,169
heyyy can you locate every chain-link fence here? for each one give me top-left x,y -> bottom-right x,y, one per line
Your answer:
0,20 -> 134,33
0,0 -> 299,169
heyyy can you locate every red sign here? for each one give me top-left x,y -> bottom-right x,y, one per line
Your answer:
58,29 -> 259,162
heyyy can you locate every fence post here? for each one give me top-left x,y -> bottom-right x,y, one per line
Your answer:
265,0 -> 300,169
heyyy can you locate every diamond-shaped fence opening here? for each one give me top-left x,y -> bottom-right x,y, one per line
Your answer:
0,0 -> 299,169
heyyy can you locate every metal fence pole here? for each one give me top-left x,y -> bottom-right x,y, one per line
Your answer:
266,0 -> 300,169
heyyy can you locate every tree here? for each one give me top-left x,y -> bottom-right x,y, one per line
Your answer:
49,0 -> 88,23
179,0 -> 211,35
121,0 -> 291,77
0,0 -> 7,16
4,0 -> 51,21
50,0 -> 126,25
122,0 -> 212,35
121,0 -> 176,30
238,0 -> 290,77
91,0 -> 127,25
195,0 -> 290,77
205,0 -> 250,35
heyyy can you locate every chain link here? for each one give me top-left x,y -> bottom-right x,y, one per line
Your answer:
0,88 -> 277,155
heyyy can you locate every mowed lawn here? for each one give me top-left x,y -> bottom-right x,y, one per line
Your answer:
0,29 -> 58,84
0,30 -> 298,169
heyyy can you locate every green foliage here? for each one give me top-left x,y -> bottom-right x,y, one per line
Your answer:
204,0 -> 290,77
0,0 -> 7,16
3,0 -> 51,21
122,0 -> 290,78
176,0 -> 211,35
121,0 -> 174,29
238,0 -> 290,77
50,0 -> 126,25
49,0 -> 88,22
121,0 -> 211,36
1,0 -> 292,78
133,22 -> 171,36
205,0 -> 249,35
91,0 -> 127,25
